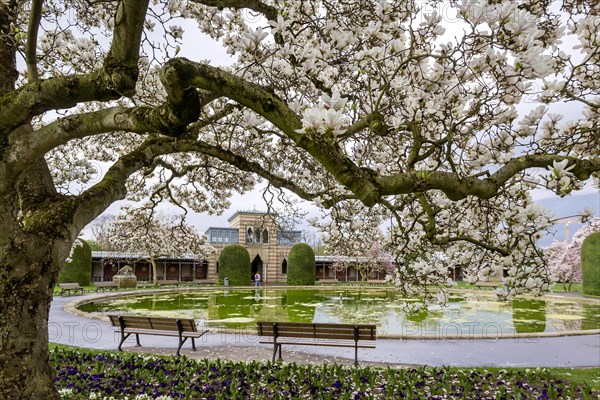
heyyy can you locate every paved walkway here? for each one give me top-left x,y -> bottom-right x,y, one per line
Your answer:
49,293 -> 600,368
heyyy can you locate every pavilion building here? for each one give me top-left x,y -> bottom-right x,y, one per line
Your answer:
91,210 -> 390,284
91,210 -> 303,284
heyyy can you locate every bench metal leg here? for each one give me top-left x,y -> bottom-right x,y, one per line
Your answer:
354,345 -> 359,367
135,333 -> 141,347
176,337 -> 189,357
191,338 -> 197,351
272,343 -> 282,362
117,332 -> 132,351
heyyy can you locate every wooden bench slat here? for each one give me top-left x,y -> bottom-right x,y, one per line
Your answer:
258,325 -> 375,335
114,322 -> 197,332
121,328 -> 206,338
258,325 -> 376,334
258,331 -> 376,341
258,322 -> 377,329
259,340 -> 376,349
110,315 -> 197,328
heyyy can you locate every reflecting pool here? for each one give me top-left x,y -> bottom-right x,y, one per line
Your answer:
78,288 -> 600,337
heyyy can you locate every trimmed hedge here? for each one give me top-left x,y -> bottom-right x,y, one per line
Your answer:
58,239 -> 92,286
218,244 -> 251,285
581,231 -> 600,296
287,243 -> 315,285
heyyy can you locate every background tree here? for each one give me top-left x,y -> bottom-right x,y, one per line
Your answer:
314,202 -> 394,281
330,243 -> 394,282
546,218 -> 600,289
301,230 -> 325,255
97,206 -> 214,285
217,244 -> 251,285
57,238 -> 92,286
581,231 -> 600,296
287,243 -> 316,285
0,0 -> 599,397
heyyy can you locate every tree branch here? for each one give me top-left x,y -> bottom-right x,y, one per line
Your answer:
179,60 -> 385,206
25,0 -> 42,82
378,155 -> 600,201
0,0 -> 150,135
190,0 -> 278,20
70,134 -> 321,233
10,58 -> 209,170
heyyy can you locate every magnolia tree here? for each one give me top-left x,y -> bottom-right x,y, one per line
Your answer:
0,0 -> 599,397
96,206 -> 214,285
330,242 -> 395,281
313,202 -> 394,281
546,218 -> 600,289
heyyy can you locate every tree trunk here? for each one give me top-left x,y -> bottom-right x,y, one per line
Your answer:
0,191 -> 71,399
0,281 -> 58,399
0,4 -> 18,94
0,238 -> 69,399
150,257 -> 158,285
360,269 -> 368,282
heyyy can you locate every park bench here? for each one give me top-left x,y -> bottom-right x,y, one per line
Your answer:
366,279 -> 388,285
108,315 -> 209,356
58,282 -> 85,296
318,278 -> 338,284
474,281 -> 499,289
193,279 -> 216,286
93,281 -> 118,292
257,321 -> 376,366
157,279 -> 179,286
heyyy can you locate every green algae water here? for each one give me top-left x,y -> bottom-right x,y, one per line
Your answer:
78,288 -> 600,337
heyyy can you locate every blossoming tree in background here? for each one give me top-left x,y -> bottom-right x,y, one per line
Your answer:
0,0 -> 599,397
315,201 -> 393,281
546,218 -> 600,290
96,206 -> 214,285
330,242 -> 394,282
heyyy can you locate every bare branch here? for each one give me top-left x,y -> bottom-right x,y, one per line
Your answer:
25,0 -> 42,82
190,0 -> 277,20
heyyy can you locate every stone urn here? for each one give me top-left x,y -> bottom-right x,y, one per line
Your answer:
112,265 -> 137,288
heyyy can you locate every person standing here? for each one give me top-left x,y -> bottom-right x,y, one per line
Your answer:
254,272 -> 261,287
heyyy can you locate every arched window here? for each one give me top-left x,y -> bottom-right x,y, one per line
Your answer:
255,229 -> 261,244
262,229 -> 269,244
281,259 -> 287,274
246,228 -> 253,243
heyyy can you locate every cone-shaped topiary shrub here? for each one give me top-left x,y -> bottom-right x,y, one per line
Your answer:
581,231 -> 600,296
218,244 -> 251,285
287,243 -> 315,285
58,239 -> 92,286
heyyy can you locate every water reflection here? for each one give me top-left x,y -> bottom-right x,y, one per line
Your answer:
79,288 -> 600,336
512,298 -> 546,334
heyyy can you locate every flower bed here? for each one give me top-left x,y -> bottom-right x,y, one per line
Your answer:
52,348 -> 597,399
